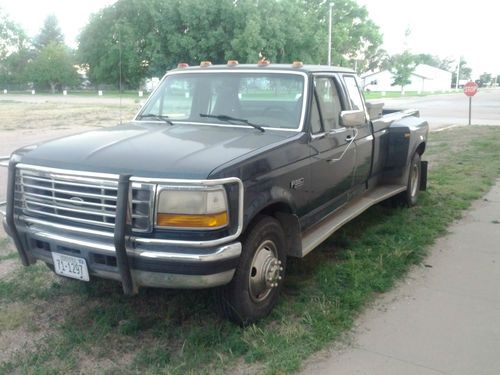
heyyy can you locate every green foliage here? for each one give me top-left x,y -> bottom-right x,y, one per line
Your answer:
414,53 -> 453,71
77,0 -> 384,88
27,42 -> 79,93
0,9 -> 30,86
452,58 -> 472,85
0,9 -> 26,60
34,14 -> 64,50
479,72 -> 492,86
388,50 -> 416,93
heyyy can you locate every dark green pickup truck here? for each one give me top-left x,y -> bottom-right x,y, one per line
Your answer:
0,62 -> 428,324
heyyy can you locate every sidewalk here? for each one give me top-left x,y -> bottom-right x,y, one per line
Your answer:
300,179 -> 500,375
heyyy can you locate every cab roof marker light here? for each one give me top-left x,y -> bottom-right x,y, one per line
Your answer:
200,61 -> 212,67
257,59 -> 270,66
292,61 -> 304,68
227,60 -> 239,66
177,63 -> 189,69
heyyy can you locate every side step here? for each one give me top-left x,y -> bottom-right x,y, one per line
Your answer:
300,185 -> 406,257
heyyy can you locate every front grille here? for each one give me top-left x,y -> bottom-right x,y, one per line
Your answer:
14,167 -> 154,232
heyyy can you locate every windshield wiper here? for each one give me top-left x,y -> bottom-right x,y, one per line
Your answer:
138,114 -> 174,126
199,113 -> 265,132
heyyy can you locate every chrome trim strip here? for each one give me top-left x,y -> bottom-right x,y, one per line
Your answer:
131,242 -> 241,263
21,216 -> 114,238
0,201 -> 6,216
28,227 -> 242,263
21,183 -> 118,200
26,200 -> 117,217
16,163 -> 120,179
31,230 -> 115,253
21,207 -> 116,228
22,175 -> 118,190
131,120 -> 301,133
24,191 -> 117,209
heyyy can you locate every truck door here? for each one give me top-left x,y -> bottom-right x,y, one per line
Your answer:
306,76 -> 356,219
342,75 -> 374,187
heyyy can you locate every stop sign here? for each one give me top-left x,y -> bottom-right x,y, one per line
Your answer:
464,81 -> 478,97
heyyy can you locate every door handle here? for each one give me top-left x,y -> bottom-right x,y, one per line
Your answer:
345,135 -> 353,142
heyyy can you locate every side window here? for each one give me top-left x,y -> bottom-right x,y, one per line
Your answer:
313,77 -> 342,132
310,94 -> 322,134
344,75 -> 364,111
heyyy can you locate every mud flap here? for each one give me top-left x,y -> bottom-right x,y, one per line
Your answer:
420,161 -> 428,191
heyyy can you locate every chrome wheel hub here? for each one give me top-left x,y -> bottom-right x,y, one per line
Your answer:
410,161 -> 419,197
249,240 -> 283,302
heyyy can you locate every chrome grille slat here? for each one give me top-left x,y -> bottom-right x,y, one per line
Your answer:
23,208 -> 116,228
25,200 -> 117,218
23,192 -> 117,209
21,183 -> 118,201
21,175 -> 118,190
16,167 -> 154,232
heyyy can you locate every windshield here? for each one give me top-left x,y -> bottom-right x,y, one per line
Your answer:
138,72 -> 305,130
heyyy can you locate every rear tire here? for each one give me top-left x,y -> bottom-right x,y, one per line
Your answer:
215,215 -> 287,326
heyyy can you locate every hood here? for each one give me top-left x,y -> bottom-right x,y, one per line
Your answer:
15,122 -> 294,179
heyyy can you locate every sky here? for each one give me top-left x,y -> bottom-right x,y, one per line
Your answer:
358,0 -> 500,77
1,0 -> 498,78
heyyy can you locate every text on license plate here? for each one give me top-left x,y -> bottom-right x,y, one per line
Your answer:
51,252 -> 90,282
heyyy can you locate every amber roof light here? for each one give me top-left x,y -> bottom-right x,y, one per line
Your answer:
177,63 -> 189,69
227,60 -> 239,66
292,61 -> 304,68
200,61 -> 212,67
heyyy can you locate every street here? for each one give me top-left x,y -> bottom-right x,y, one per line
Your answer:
374,88 -> 500,130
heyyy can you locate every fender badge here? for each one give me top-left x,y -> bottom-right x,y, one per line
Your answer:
290,178 -> 305,189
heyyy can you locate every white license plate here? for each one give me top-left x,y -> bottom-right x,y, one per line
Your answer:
51,252 -> 90,281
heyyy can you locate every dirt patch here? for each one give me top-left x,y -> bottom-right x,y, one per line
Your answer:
0,259 -> 20,280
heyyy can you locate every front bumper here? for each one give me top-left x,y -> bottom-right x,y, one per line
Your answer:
9,215 -> 241,289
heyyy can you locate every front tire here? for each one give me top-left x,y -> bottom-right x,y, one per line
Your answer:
215,215 -> 287,325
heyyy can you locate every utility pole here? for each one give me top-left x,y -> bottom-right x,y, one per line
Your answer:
327,3 -> 333,66
455,56 -> 461,90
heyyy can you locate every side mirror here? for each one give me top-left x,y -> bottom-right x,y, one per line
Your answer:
340,110 -> 365,128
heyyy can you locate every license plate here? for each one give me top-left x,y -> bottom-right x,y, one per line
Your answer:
51,252 -> 90,281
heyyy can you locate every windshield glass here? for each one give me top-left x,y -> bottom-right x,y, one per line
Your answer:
138,72 -> 305,130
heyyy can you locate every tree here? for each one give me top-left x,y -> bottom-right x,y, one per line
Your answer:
478,72 -> 492,87
28,42 -> 79,93
34,14 -> 64,50
389,51 -> 416,94
451,58 -> 472,86
0,9 -> 31,86
77,0 -> 384,87
414,53 -> 453,71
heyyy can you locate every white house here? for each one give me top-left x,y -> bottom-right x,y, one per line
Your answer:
361,64 -> 452,93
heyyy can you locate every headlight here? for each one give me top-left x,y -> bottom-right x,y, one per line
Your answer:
156,186 -> 228,229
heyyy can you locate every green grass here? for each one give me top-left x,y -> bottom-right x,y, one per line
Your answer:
1,126 -> 500,374
2,90 -> 149,99
364,90 -> 458,100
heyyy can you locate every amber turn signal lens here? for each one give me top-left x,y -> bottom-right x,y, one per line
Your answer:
157,212 -> 228,228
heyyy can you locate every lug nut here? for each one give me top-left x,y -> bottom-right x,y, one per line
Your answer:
278,276 -> 282,280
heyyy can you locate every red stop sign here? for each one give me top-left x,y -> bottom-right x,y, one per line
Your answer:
464,81 -> 478,97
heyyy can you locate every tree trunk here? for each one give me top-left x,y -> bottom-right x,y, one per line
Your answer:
50,82 -> 56,94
